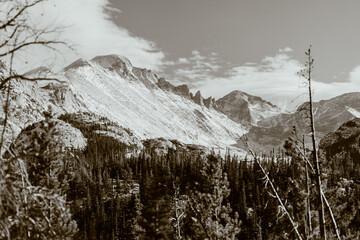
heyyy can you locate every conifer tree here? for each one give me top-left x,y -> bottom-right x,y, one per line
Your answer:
184,155 -> 241,240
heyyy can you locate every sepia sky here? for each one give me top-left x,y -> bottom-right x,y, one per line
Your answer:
30,0 -> 360,110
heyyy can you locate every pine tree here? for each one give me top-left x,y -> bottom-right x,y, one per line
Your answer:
184,155 -> 241,240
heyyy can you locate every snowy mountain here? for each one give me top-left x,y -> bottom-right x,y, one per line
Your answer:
1,54 -> 247,152
243,92 -> 360,150
4,54 -> 358,154
216,90 -> 281,126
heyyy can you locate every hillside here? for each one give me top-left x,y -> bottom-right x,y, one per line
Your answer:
0,55 -> 247,152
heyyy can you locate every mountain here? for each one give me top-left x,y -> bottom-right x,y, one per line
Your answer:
1,54 -> 247,152
4,54 -> 359,155
216,90 -> 281,126
243,92 -> 360,150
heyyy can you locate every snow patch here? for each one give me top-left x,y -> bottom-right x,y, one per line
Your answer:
346,106 -> 360,118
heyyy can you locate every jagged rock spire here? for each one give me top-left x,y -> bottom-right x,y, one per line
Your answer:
192,91 -> 204,106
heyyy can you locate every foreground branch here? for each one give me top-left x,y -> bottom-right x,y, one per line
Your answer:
243,141 -> 304,240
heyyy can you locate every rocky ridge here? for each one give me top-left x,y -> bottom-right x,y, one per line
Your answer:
1,54 -> 248,153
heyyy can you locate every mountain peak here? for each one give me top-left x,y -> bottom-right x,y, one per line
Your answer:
216,90 -> 280,125
192,91 -> 204,106
63,58 -> 90,71
91,54 -> 133,71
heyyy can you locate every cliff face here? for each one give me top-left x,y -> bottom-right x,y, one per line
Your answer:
319,118 -> 360,179
216,90 -> 280,126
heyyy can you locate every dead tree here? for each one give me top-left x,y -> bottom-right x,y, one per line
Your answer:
290,132 -> 340,240
298,46 -> 326,240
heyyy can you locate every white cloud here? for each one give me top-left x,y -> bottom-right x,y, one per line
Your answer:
178,58 -> 190,64
168,50 -> 222,86
279,47 -> 293,53
15,0 -> 165,72
176,48 -> 360,111
191,50 -> 200,55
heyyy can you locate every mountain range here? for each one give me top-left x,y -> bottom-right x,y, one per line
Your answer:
1,54 -> 360,154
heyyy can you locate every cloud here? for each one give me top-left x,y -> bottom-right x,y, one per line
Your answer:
16,0 -> 165,72
166,50 -> 223,87
279,47 -> 293,53
178,58 -> 190,64
169,48 -> 360,111
206,51 -> 305,110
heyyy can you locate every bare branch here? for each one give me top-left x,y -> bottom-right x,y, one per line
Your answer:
0,0 -> 43,30
0,25 -> 20,48
0,74 -> 65,90
321,190 -> 341,240
0,40 -> 67,57
242,139 -> 304,240
293,144 -> 315,172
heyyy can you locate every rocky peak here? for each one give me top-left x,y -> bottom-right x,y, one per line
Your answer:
173,84 -> 190,98
216,90 -> 280,126
132,67 -> 158,88
157,78 -> 175,91
91,54 -> 133,77
192,91 -> 204,106
63,58 -> 90,71
203,97 -> 217,109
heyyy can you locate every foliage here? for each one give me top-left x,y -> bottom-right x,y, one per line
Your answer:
0,155 -> 77,239
184,155 -> 241,240
0,116 -> 80,239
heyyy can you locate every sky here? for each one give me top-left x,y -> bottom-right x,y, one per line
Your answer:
25,0 -> 360,110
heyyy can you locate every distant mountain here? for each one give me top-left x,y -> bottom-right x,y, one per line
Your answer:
243,92 -> 360,150
0,54 -> 247,152
3,54 -> 360,154
216,90 -> 281,126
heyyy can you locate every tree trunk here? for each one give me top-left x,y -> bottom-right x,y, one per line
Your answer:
306,47 -> 326,240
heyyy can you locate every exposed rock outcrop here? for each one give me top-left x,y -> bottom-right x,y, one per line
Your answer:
157,78 -> 175,91
192,90 -> 204,106
319,118 -> 360,178
173,84 -> 191,98
203,97 -> 217,109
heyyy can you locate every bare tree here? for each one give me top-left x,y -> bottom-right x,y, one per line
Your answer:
287,129 -> 340,240
297,46 -> 341,240
0,1 -> 77,238
298,46 -> 326,240
0,0 -> 71,151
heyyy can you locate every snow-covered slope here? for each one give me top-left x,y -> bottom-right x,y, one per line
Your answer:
347,106 -> 360,118
2,54 -> 246,151
216,90 -> 281,126
0,77 -> 85,148
63,55 -> 246,148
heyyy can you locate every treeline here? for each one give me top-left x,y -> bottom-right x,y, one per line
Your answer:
61,113 -> 360,239
3,113 -> 360,239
